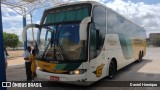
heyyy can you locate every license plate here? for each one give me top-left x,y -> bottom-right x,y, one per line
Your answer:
50,76 -> 59,81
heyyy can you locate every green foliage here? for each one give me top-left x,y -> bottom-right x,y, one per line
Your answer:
18,41 -> 24,47
3,32 -> 19,49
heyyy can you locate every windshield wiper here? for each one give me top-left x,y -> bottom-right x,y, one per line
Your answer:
42,40 -> 51,60
55,30 -> 68,60
41,25 -> 67,60
49,29 -> 67,60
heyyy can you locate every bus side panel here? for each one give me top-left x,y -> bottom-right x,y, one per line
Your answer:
105,34 -> 127,70
132,38 -> 147,60
86,34 -> 126,81
86,50 -> 109,81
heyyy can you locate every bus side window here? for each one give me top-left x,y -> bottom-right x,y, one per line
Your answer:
96,29 -> 100,50
90,24 -> 97,59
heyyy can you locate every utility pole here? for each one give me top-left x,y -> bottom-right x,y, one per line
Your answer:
23,8 -> 27,50
0,2 -> 7,90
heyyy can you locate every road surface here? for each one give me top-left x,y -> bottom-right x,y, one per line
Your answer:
6,47 -> 160,90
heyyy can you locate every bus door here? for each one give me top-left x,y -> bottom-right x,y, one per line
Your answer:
87,6 -> 107,81
88,23 -> 105,81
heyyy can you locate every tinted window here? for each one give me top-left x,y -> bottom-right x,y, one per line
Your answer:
90,6 -> 106,59
45,7 -> 89,24
107,9 -> 146,38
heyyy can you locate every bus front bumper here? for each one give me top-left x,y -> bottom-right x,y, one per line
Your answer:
36,69 -> 91,85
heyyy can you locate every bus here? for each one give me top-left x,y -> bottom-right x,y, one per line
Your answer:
23,1 -> 146,85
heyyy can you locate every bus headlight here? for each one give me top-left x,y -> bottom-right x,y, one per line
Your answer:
69,69 -> 87,75
37,67 -> 43,70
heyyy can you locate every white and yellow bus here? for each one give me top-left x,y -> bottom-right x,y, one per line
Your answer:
23,1 -> 146,85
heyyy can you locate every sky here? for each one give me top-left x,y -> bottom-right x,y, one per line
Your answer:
1,0 -> 160,41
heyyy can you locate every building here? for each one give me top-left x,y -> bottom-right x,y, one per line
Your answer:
149,33 -> 160,46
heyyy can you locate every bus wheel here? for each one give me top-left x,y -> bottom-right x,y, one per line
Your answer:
108,60 -> 116,79
137,52 -> 142,63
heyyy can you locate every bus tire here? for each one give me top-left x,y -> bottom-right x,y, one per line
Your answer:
137,52 -> 142,63
141,51 -> 144,61
142,51 -> 144,57
108,60 -> 116,79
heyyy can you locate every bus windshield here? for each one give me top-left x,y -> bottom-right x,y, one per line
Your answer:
39,23 -> 87,61
37,5 -> 90,61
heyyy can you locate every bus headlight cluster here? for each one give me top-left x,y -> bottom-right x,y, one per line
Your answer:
37,67 -> 43,70
69,69 -> 87,75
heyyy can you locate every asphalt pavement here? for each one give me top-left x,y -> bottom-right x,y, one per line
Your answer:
6,47 -> 160,90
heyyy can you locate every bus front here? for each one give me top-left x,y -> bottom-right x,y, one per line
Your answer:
35,3 -> 92,84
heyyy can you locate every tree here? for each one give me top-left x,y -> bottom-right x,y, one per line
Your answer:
18,41 -> 24,47
3,32 -> 19,50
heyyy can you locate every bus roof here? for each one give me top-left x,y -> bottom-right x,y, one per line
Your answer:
44,1 -> 103,11
42,1 -> 145,33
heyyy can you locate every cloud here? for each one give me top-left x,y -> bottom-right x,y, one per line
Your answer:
3,15 -> 22,22
78,0 -> 160,37
1,4 -> 33,41
2,0 -> 160,39
1,5 -> 22,28
104,0 -> 160,37
3,27 -> 23,41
